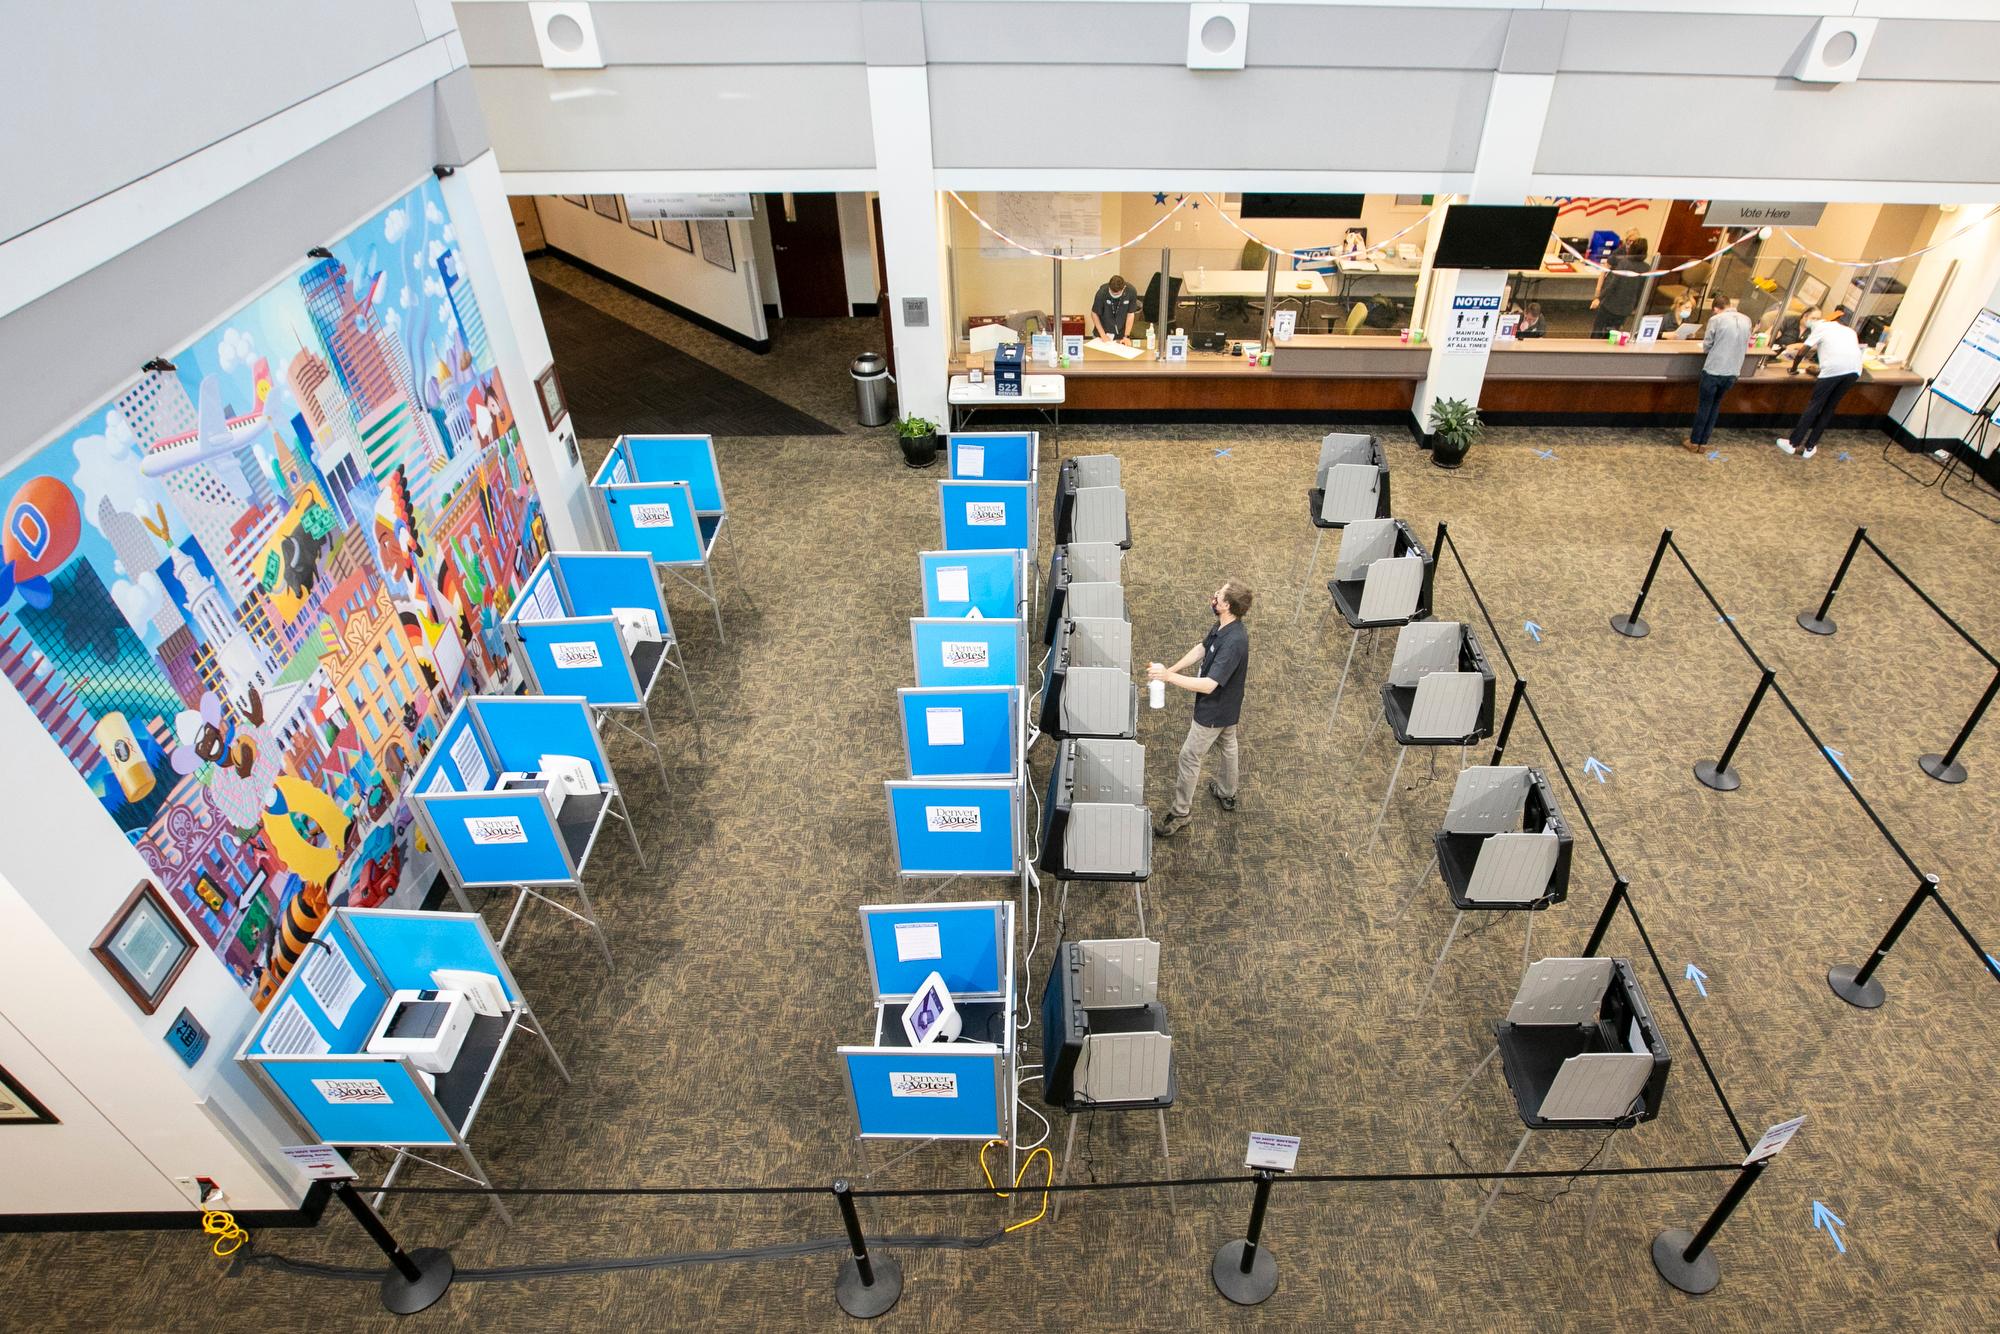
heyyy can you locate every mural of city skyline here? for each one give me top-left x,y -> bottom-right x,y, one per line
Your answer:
0,177 -> 548,1008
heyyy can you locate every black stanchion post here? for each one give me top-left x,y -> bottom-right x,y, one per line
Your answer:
1796,526 -> 1864,636
1212,1171 -> 1280,1306
832,1179 -> 902,1319
1612,528 -> 1673,639
1695,668 -> 1775,793
1581,876 -> 1629,957
1919,667 -> 2000,785
1829,873 -> 1938,1010
1651,1160 -> 1769,1295
1489,678 -> 1526,765
331,1180 -> 454,1316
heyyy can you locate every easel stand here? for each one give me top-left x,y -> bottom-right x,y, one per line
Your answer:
1212,1170 -> 1280,1305
1651,1160 -> 1768,1296
333,1180 -> 455,1315
832,1180 -> 902,1319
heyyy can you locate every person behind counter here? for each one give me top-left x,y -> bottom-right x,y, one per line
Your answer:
1089,274 -> 1141,345
1515,303 -> 1547,339
1590,235 -> 1651,338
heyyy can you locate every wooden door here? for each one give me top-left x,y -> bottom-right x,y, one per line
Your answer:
763,192 -> 849,318
1658,200 -> 1721,267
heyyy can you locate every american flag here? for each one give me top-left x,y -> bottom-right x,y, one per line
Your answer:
1552,198 -> 1650,218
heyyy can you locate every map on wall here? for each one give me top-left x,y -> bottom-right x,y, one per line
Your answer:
0,177 -> 548,1009
980,193 -> 1103,259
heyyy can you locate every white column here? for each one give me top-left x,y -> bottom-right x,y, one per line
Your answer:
439,152 -> 595,549
1412,70 -> 1557,431
867,66 -> 949,426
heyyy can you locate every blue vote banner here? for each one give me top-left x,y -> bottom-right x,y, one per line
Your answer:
860,901 -> 1008,997
840,1048 -> 1004,1139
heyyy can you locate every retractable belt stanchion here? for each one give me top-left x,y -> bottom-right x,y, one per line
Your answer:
1920,667 -> 2000,786
1694,668 -> 1775,793
832,1179 -> 902,1319
1212,1169 -> 1279,1306
1796,527 -> 1865,636
1611,528 -> 1673,639
1829,872 -> 1940,1009
332,1179 -> 456,1315
1651,1158 -> 1771,1296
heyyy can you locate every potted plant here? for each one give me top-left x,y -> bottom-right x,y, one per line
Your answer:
897,414 -> 940,469
1427,396 -> 1482,469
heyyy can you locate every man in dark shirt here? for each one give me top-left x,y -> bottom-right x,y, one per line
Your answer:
1090,275 -> 1141,344
1149,579 -> 1252,836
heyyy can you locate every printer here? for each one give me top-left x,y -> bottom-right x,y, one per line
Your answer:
365,988 -> 474,1075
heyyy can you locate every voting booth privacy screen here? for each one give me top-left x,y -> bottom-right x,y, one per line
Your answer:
899,687 -> 1020,779
885,780 -> 1021,876
940,480 -> 1035,555
919,548 -> 1027,619
948,432 -> 1038,483
911,617 -> 1026,689
505,551 -> 672,707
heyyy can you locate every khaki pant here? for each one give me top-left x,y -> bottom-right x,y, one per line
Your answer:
1170,720 -> 1240,818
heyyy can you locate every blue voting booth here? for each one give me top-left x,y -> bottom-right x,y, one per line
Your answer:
918,548 -> 1026,620
939,479 -> 1036,557
589,433 -> 753,644
839,900 -> 1018,1178
883,780 -> 1021,877
910,617 -> 1026,689
409,695 -> 648,967
947,431 -> 1038,483
898,686 -> 1020,780
236,908 -> 567,1225
502,551 -> 704,784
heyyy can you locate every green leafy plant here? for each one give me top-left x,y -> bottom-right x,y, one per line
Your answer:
897,415 -> 939,439
1426,397 -> 1483,468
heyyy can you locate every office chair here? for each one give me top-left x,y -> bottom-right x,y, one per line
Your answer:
1399,766 -> 1573,1007
1363,621 -> 1497,854
1345,302 -> 1371,335
1320,518 -> 1436,728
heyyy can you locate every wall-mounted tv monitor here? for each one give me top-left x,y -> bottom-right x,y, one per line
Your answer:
1431,205 -> 1562,270
1240,193 -> 1366,221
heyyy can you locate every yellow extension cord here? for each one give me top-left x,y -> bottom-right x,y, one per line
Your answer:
203,1209 -> 248,1258
979,1141 -> 1054,1232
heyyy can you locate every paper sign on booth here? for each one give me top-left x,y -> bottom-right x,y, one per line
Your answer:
451,728 -> 489,792
551,641 -> 603,669
467,815 -> 529,845
941,641 -> 990,668
958,445 -> 985,477
264,998 -> 331,1056
300,945 -> 364,1028
631,504 -> 676,528
966,501 -> 1006,527
924,805 -> 983,833
936,566 -> 971,605
280,1144 -> 358,1180
894,921 -> 943,961
925,707 -> 964,746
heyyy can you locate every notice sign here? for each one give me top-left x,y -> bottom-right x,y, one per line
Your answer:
890,1071 -> 958,1098
630,503 -> 676,528
924,805 -> 983,834
467,815 -> 529,845
935,565 -> 971,605
925,707 -> 964,746
312,1077 -> 393,1106
1246,1131 -> 1301,1172
280,1144 -> 357,1181
894,921 -> 943,962
1743,1114 -> 1806,1166
550,641 -> 603,670
941,640 -> 990,669
1444,294 -> 1502,354
966,501 -> 1007,527
958,444 -> 986,477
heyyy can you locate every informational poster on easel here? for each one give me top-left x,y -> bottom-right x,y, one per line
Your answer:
1931,308 -> 2000,414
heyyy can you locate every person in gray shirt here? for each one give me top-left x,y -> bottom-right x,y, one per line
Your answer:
1683,295 -> 1753,454
1090,275 -> 1141,344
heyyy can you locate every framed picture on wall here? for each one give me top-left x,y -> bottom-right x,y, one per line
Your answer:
659,219 -> 694,253
627,213 -> 657,239
0,1065 -> 58,1125
697,220 -> 735,273
561,195 -> 587,209
90,881 -> 197,1015
536,363 -> 569,430
590,195 -> 622,222
1797,274 -> 1830,309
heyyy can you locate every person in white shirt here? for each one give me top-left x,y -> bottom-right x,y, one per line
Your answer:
1777,306 -> 1863,460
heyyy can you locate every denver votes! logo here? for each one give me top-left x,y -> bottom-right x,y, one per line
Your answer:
550,641 -> 602,669
889,1071 -> 958,1098
466,815 -> 529,845
940,640 -> 989,668
924,805 -> 982,833
311,1077 -> 392,1105
966,501 -> 1006,526
629,503 -> 676,528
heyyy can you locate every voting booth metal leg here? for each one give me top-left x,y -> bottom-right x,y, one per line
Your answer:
518,999 -> 573,1084
1054,1113 -> 1081,1223
1393,852 -> 1438,925
704,563 -> 726,645
1326,628 -> 1363,731
1452,1044 -> 1500,1105
1522,912 -> 1535,967
1212,1170 -> 1280,1306
721,522 -> 755,607
333,1181 -> 455,1315
1695,668 -> 1774,793
1417,910 -> 1466,1013
1471,1129 -> 1532,1238
1134,883 -> 1147,936
832,1180 -> 903,1319
1651,1160 -> 1770,1296
667,645 -> 708,761
1365,746 -> 1409,855
1158,1110 -> 1177,1213
638,704 -> 671,788
612,789 -> 651,870
1292,529 -> 1325,626
1611,528 -> 1672,639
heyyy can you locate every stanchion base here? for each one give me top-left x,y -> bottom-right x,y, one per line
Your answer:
380,1247 -> 455,1315
836,1256 -> 903,1319
1693,760 -> 1740,792
1827,963 -> 1886,1010
1919,753 -> 1969,785
1610,614 -> 1650,639
1650,1229 -> 1720,1296
1211,1241 -> 1278,1306
1796,612 -> 1838,636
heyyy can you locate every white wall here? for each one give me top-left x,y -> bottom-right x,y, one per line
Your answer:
534,196 -> 768,343
836,192 -> 881,311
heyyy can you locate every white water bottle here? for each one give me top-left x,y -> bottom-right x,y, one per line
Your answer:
1148,669 -> 1166,709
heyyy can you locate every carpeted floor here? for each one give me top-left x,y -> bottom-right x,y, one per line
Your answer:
9,271 -> 2000,1332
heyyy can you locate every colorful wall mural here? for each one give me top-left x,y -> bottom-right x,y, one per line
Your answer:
0,178 -> 548,1008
